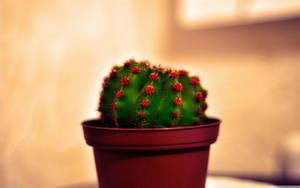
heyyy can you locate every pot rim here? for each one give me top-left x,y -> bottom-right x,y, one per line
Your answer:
82,117 -> 220,150
81,117 -> 220,132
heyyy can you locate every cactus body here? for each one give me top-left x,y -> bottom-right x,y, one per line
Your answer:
98,59 -> 207,128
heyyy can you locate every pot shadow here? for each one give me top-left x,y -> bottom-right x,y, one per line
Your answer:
58,182 -> 98,188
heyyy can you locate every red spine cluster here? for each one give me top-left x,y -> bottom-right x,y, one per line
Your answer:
116,91 -> 123,98
173,111 -> 179,119
150,73 -> 159,81
196,92 -> 203,102
173,83 -> 182,92
103,82 -> 108,89
124,60 -> 134,67
142,100 -> 149,108
191,79 -> 199,87
179,70 -> 188,76
132,67 -> 141,74
113,104 -> 118,110
110,69 -> 117,77
197,109 -> 202,115
140,61 -> 150,69
139,112 -> 146,119
203,90 -> 208,98
173,98 -> 182,105
155,67 -> 163,72
170,71 -> 179,78
145,85 -> 155,95
112,116 -> 117,123
121,77 -> 130,87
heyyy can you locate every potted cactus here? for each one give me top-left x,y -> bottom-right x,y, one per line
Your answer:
82,59 -> 220,188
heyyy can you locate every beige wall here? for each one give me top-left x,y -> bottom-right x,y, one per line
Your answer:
1,0 -> 300,187
0,1 -> 163,187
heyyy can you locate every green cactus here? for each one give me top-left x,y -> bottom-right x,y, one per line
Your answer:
98,59 -> 208,128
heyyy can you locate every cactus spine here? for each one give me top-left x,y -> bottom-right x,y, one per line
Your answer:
98,59 -> 207,128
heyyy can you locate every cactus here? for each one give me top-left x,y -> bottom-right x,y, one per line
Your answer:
98,59 -> 208,128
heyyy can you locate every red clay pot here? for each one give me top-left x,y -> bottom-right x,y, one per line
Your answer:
82,118 -> 220,188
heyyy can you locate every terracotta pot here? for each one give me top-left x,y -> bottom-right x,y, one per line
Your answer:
82,118 -> 220,188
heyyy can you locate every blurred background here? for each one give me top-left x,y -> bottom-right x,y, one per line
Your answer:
1,0 -> 300,187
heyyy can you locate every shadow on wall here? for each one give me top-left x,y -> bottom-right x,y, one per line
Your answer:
165,0 -> 300,58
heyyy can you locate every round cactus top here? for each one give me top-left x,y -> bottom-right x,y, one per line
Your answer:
98,59 -> 208,128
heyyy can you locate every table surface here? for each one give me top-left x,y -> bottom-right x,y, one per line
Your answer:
206,176 -> 271,188
59,176 -> 272,188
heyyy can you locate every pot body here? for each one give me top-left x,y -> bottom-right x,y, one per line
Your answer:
82,118 -> 220,188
